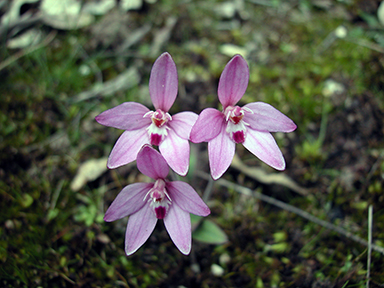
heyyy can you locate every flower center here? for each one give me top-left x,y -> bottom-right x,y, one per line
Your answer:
223,105 -> 251,144
151,109 -> 170,128
227,106 -> 244,124
144,109 -> 172,146
144,179 -> 171,219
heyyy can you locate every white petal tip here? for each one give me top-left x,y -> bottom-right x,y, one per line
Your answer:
211,169 -> 226,181
125,245 -> 141,256
272,161 -> 286,171
107,162 -> 119,169
178,245 -> 191,255
175,169 -> 188,177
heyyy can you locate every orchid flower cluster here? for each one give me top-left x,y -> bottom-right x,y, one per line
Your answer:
96,52 -> 296,255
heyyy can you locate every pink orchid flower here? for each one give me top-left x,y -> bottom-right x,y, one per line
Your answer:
104,145 -> 210,256
190,55 -> 297,180
95,52 -> 197,176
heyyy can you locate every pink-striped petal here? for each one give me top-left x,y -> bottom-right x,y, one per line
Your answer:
208,126 -> 236,180
190,108 -> 225,143
168,111 -> 198,139
164,203 -> 191,255
166,181 -> 210,216
159,130 -> 190,176
107,129 -> 149,169
218,55 -> 249,109
125,204 -> 158,256
95,102 -> 151,131
104,183 -> 153,222
243,102 -> 297,132
243,129 -> 286,170
137,145 -> 169,179
149,52 -> 178,112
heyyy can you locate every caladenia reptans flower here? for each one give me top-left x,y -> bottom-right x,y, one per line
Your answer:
190,55 -> 297,180
104,145 -> 211,256
95,52 -> 197,176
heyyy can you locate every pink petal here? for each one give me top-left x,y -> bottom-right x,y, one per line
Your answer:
159,130 -> 190,176
95,102 -> 151,131
243,129 -> 286,170
208,126 -> 236,180
166,181 -> 210,216
243,102 -> 297,132
104,183 -> 153,222
218,55 -> 249,109
168,111 -> 198,139
125,204 -> 158,256
107,129 -> 149,169
190,108 -> 226,143
163,203 -> 191,255
149,52 -> 178,112
137,145 -> 169,179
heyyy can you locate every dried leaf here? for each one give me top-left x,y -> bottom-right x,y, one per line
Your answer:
220,44 -> 248,58
83,0 -> 116,15
379,1 -> 384,26
7,28 -> 43,49
1,0 -> 39,26
70,158 -> 108,191
41,0 -> 94,30
120,0 -> 143,11
231,154 -> 308,195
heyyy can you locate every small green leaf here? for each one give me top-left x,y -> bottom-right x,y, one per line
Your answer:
47,208 -> 59,221
273,231 -> 287,242
20,193 -> 34,208
190,214 -> 201,225
192,219 -> 228,244
351,201 -> 368,210
270,242 -> 290,254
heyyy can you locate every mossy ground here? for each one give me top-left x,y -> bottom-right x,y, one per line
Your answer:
1,0 -> 384,287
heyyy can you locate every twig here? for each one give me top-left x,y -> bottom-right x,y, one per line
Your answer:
70,66 -> 140,103
202,177 -> 214,203
150,16 -> 177,57
346,38 -> 384,54
196,171 -> 384,256
0,30 -> 57,72
191,176 -> 214,233
0,12 -> 42,38
367,205 -> 373,288
76,41 -> 103,84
